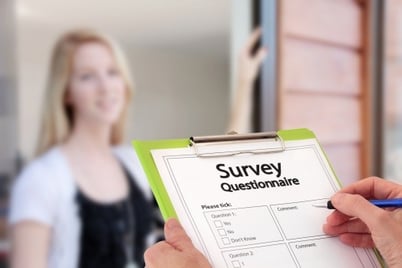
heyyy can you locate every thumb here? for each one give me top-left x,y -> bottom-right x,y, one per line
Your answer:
164,218 -> 194,251
331,193 -> 384,230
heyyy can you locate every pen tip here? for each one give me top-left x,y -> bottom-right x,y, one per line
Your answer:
312,204 -> 327,208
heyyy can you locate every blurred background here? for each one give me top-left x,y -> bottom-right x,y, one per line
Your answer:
0,0 -> 402,265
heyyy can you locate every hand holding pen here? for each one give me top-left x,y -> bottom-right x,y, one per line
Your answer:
322,177 -> 402,268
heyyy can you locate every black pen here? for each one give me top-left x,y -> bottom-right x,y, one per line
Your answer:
313,198 -> 402,209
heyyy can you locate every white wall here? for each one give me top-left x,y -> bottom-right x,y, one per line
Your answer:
127,46 -> 229,140
16,28 -> 52,160
0,0 -> 17,175
230,0 -> 252,97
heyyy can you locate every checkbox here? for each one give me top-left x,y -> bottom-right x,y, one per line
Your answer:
218,229 -> 227,236
214,220 -> 223,228
222,237 -> 230,245
232,260 -> 241,268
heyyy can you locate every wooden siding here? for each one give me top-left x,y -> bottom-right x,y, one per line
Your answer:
278,0 -> 368,183
385,0 -> 402,125
281,94 -> 361,144
282,39 -> 361,95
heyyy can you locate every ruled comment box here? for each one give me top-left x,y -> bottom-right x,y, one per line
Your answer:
290,237 -> 376,268
270,199 -> 331,240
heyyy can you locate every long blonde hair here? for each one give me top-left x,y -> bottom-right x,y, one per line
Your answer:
36,29 -> 134,155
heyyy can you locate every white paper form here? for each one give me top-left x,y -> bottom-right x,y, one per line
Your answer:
151,138 -> 382,268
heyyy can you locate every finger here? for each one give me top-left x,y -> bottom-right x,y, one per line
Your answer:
251,47 -> 268,66
340,177 -> 402,199
338,233 -> 375,248
323,218 -> 370,236
144,241 -> 173,267
164,218 -> 194,251
243,27 -> 262,54
331,192 -> 387,232
325,210 -> 353,226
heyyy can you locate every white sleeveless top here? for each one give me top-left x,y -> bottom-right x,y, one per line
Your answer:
9,145 -> 152,268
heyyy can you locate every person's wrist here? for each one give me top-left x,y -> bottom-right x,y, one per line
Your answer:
238,76 -> 255,87
236,79 -> 255,97
388,258 -> 402,268
383,244 -> 402,268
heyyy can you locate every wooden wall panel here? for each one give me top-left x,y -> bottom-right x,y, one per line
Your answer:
282,39 -> 361,95
280,94 -> 361,144
278,0 -> 367,180
282,0 -> 362,48
385,0 -> 402,126
383,0 -> 402,181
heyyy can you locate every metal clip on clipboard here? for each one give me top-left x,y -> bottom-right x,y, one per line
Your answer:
189,132 -> 286,157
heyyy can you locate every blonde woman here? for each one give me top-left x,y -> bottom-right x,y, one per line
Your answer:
9,26 -> 265,268
9,29 -> 161,268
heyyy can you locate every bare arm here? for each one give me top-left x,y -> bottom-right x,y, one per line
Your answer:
10,221 -> 51,268
227,27 -> 267,133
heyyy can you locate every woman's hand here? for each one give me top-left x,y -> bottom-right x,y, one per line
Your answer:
228,27 -> 267,133
237,27 -> 267,87
323,177 -> 402,267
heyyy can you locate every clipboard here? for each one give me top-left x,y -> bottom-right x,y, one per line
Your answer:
133,128 -> 384,268
133,128 -> 337,219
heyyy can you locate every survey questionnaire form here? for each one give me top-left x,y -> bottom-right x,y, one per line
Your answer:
150,138 -> 382,268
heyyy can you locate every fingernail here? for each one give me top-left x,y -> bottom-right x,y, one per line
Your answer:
166,218 -> 181,230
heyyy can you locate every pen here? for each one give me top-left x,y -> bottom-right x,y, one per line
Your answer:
313,198 -> 402,209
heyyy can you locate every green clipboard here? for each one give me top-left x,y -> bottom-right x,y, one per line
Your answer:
133,127 -> 385,267
133,128 -> 339,220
